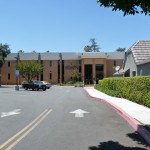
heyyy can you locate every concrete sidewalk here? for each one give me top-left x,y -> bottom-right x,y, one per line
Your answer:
84,86 -> 150,146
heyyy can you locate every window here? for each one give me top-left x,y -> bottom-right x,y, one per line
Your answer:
50,61 -> 52,67
114,60 -> 116,66
132,71 -> 136,76
50,73 -> 52,80
8,61 -> 10,67
79,60 -> 82,73
8,73 -> 10,80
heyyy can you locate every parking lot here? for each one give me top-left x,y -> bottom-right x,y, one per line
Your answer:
0,85 -> 149,150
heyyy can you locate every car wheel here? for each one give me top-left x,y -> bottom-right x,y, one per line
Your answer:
43,88 -> 46,91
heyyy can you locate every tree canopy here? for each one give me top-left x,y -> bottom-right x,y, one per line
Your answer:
17,61 -> 42,81
97,0 -> 150,16
84,38 -> 100,52
84,45 -> 92,52
0,43 -> 11,67
0,43 -> 11,86
90,38 -> 100,52
116,47 -> 126,52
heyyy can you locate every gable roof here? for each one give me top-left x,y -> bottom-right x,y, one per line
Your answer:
127,40 -> 150,64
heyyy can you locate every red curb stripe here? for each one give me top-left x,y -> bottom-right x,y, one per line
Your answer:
84,88 -> 150,146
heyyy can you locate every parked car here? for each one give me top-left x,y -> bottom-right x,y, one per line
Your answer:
22,80 -> 47,91
41,81 -> 51,89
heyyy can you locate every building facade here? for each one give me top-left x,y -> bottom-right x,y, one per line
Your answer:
1,52 -> 124,85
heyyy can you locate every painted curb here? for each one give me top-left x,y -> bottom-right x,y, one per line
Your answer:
84,88 -> 150,146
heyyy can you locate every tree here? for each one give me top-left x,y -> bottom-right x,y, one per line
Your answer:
116,47 -> 126,52
97,0 -> 150,16
90,38 -> 100,52
70,69 -> 81,82
17,60 -> 42,81
84,45 -> 92,52
18,50 -> 24,53
0,43 -> 11,86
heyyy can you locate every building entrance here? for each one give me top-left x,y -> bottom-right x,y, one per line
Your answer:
96,64 -> 104,83
84,64 -> 92,84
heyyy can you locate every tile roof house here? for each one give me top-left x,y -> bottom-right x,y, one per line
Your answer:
119,40 -> 150,76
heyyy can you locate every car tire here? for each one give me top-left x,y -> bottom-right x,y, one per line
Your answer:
43,87 -> 46,91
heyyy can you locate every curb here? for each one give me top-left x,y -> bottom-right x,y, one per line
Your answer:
84,88 -> 150,146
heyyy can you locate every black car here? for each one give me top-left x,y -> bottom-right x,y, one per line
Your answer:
22,80 -> 47,91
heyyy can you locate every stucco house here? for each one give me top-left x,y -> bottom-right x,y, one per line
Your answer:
118,40 -> 150,77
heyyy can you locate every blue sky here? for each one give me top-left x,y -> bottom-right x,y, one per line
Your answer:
0,0 -> 150,53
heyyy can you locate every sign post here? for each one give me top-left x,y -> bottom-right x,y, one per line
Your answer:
15,70 -> 20,91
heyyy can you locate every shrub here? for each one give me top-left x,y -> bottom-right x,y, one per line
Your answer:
95,76 -> 150,108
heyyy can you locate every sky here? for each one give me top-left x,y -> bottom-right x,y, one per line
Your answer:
0,0 -> 150,53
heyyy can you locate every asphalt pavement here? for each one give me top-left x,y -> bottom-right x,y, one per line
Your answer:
0,85 -> 150,150
84,86 -> 150,146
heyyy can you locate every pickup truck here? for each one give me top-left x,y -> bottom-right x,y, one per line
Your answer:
22,80 -> 47,91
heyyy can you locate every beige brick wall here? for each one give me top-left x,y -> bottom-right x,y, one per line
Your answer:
106,60 -> 123,77
2,60 -> 17,85
42,60 -> 58,84
64,60 -> 80,82
1,58 -> 124,84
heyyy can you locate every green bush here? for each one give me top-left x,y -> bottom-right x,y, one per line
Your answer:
95,76 -> 150,108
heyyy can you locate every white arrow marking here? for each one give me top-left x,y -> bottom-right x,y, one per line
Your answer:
1,109 -> 21,118
70,109 -> 89,117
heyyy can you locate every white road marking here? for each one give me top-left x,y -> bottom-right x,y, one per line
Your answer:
1,109 -> 21,118
70,109 -> 89,117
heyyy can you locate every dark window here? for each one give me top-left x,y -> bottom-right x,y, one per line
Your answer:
8,61 -> 10,67
84,64 -> 92,84
79,66 -> 81,73
114,60 -> 116,66
41,74 -> 43,81
95,64 -> 104,83
58,60 -> 60,83
79,60 -> 82,73
62,60 -> 64,82
132,71 -> 136,76
41,60 -> 43,65
8,73 -> 10,80
50,73 -> 52,79
50,61 -> 52,67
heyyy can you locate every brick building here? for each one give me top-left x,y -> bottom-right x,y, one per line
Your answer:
1,52 -> 124,85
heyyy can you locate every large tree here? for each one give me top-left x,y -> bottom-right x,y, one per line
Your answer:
17,61 -> 42,81
90,38 -> 100,52
97,0 -> 150,16
0,43 -> 11,86
84,45 -> 92,52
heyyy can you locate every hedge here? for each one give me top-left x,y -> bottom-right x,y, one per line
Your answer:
95,76 -> 150,108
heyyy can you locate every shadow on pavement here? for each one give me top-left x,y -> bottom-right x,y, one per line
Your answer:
89,130 -> 150,150
127,131 -> 149,147
89,141 -> 149,150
